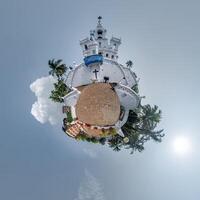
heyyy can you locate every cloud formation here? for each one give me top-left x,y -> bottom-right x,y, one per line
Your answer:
30,76 -> 64,125
75,169 -> 106,200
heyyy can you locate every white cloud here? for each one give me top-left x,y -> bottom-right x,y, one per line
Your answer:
75,169 -> 106,200
30,76 -> 65,125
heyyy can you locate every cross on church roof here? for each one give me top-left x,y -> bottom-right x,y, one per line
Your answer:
93,69 -> 99,79
98,16 -> 102,24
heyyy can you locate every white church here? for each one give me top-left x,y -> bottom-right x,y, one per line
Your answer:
63,17 -> 141,138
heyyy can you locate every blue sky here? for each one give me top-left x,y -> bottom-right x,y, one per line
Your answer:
1,0 -> 200,199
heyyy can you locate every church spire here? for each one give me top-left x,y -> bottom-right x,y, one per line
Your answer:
98,16 -> 102,25
80,17 -> 121,61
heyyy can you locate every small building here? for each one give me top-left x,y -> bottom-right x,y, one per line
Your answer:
63,17 -> 141,137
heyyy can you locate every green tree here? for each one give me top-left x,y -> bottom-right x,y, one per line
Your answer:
49,79 -> 71,103
131,84 -> 139,94
121,105 -> 164,153
48,59 -> 67,80
66,111 -> 73,123
49,90 -> 63,103
126,60 -> 133,68
108,135 -> 123,152
99,138 -> 107,145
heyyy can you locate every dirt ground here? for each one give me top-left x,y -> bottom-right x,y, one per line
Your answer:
76,83 -> 120,126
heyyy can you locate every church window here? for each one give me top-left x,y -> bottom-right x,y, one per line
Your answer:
97,30 -> 103,35
111,55 -> 114,59
106,53 -> 109,57
85,45 -> 88,50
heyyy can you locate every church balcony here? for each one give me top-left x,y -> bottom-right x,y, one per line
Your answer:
84,54 -> 103,67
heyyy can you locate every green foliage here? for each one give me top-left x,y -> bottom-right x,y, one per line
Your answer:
75,134 -> 100,144
49,58 -> 164,154
66,111 -> 73,123
75,134 -> 87,141
74,128 -> 116,145
48,59 -> 67,80
99,138 -> 107,145
67,104 -> 164,154
75,129 -> 115,145
48,59 -> 71,103
126,60 -> 133,68
131,84 -> 139,94
100,128 -> 117,137
105,61 -> 164,154
108,135 -> 123,151
49,79 -> 71,103
108,105 -> 164,154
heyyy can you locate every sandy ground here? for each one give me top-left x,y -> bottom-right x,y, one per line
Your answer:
76,83 -> 120,126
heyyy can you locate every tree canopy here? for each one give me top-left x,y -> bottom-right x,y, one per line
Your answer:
48,59 -> 67,80
48,59 -> 164,154
48,59 -> 71,103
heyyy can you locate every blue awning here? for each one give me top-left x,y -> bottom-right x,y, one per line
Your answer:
84,54 -> 103,66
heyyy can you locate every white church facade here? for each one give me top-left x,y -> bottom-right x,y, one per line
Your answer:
63,17 -> 141,137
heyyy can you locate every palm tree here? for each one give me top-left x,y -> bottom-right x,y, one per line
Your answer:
48,59 -> 60,76
48,59 -> 67,80
132,105 -> 164,142
126,60 -> 133,68
119,104 -> 164,153
54,79 -> 70,96
139,105 -> 161,131
49,80 -> 71,103
121,110 -> 138,138
127,110 -> 138,123
49,89 -> 63,103
108,135 -> 123,151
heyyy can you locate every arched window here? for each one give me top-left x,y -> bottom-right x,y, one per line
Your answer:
84,45 -> 88,50
106,53 -> 109,58
111,55 -> 114,59
97,30 -> 103,35
99,42 -> 101,47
